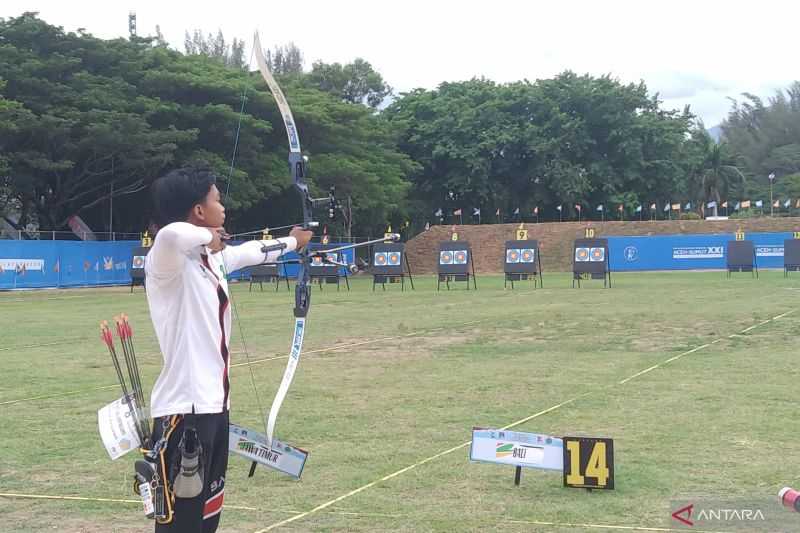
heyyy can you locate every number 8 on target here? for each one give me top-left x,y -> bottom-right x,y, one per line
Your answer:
563,436 -> 614,490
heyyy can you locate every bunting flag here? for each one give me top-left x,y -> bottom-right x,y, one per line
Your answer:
453,208 -> 462,216
754,200 -> 763,208
734,202 -> 741,210
773,199 -> 780,208
434,208 -> 443,217
707,201 -> 717,208
663,203 -> 670,212
684,202 -> 691,210
533,206 -> 539,215
650,203 -> 656,210
784,199 -> 792,208
596,204 -> 604,212
721,201 -> 728,208
513,207 -> 520,215
796,199 -> 800,208
495,208 -> 501,216
741,200 -> 751,209
618,204 -> 624,212
635,205 -> 642,213
556,205 -> 563,212
575,204 -> 582,212
473,207 -> 480,216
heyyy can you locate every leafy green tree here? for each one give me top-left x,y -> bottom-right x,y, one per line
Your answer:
307,59 -> 392,108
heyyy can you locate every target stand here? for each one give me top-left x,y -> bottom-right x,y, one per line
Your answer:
572,238 -> 611,288
727,240 -> 758,278
308,244 -> 351,291
130,246 -> 150,293
504,240 -> 543,289
372,243 -> 415,291
784,238 -> 800,277
437,241 -> 477,290
248,263 -> 290,292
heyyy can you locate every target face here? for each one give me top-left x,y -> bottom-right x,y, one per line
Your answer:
374,252 -> 388,266
506,249 -> 520,263
132,256 -> 145,269
590,247 -> 605,262
520,248 -> 535,263
388,252 -> 401,266
575,247 -> 590,262
312,256 -> 323,266
326,253 -> 338,264
454,250 -> 468,264
439,251 -> 454,265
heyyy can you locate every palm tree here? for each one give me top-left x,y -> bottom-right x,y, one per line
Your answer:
690,130 -> 746,217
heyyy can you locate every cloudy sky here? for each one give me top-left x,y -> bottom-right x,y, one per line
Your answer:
4,0 -> 797,126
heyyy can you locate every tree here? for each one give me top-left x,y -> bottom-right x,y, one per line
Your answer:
184,29 -> 246,69
264,43 -> 304,75
384,72 -> 694,222
307,59 -> 392,108
686,128 -> 746,216
723,83 -> 800,185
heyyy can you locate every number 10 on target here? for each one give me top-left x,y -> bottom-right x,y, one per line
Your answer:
563,436 -> 614,490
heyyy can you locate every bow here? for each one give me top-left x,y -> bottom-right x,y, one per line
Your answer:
252,32 -> 318,452
226,33 -> 401,477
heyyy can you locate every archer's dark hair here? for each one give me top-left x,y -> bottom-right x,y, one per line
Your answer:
151,164 -> 218,227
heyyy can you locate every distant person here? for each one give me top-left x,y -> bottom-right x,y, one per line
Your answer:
143,164 -> 311,532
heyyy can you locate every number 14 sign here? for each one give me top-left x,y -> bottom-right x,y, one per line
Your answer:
563,436 -> 614,490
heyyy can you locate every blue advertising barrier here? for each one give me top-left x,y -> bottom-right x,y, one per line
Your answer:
608,232 -> 791,271
0,240 -> 355,290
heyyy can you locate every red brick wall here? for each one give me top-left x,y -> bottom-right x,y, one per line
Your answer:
406,218 -> 800,273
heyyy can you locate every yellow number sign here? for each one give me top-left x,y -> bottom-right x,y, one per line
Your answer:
585,228 -> 595,239
563,436 -> 614,490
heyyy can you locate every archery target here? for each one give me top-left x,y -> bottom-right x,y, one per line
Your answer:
506,249 -> 520,263
388,252 -> 401,266
575,247 -> 590,262
326,253 -> 338,264
374,252 -> 388,266
132,256 -> 145,269
520,248 -> 535,263
312,255 -> 323,266
590,247 -> 605,262
454,250 -> 468,264
440,251 -> 454,265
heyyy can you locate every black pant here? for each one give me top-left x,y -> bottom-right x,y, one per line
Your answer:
152,410 -> 229,533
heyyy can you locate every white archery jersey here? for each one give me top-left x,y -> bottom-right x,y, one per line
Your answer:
145,222 -> 296,418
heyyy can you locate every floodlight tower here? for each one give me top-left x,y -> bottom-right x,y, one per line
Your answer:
128,12 -> 137,39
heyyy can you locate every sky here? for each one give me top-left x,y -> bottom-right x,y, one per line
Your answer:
4,0 -> 798,127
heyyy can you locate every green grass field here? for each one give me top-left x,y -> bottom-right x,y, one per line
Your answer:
2,271 -> 800,532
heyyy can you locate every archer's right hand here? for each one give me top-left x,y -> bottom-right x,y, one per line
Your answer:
207,227 -> 227,253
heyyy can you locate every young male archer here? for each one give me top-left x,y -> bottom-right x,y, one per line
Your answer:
144,164 -> 312,532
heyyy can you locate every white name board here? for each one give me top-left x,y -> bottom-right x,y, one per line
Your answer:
98,395 -> 141,460
228,423 -> 308,479
470,428 -> 563,471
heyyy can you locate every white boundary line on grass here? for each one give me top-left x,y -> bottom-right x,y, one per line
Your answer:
503,518 -> 732,533
255,309 -> 796,532
0,492 -> 402,519
0,320 -> 485,407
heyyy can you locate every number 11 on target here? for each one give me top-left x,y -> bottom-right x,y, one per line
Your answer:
563,436 -> 614,490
